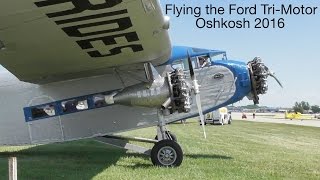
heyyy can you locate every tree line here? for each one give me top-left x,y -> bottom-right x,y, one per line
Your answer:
293,101 -> 320,113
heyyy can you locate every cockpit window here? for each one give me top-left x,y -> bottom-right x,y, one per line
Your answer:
171,56 -> 210,70
211,53 -> 227,61
171,57 -> 198,70
198,56 -> 211,68
172,60 -> 185,70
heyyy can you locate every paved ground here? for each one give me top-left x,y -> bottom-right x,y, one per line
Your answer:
232,112 -> 320,128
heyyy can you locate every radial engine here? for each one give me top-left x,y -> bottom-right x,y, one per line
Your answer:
247,57 -> 283,104
105,63 -> 192,114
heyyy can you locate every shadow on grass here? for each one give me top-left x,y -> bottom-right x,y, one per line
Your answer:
118,162 -> 153,169
125,152 -> 232,160
0,140 -> 126,179
117,152 -> 232,169
185,154 -> 232,159
0,140 -> 233,178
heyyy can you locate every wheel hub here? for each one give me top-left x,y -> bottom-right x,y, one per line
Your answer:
158,146 -> 177,166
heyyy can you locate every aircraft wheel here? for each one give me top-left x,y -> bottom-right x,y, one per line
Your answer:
228,118 -> 232,124
151,140 -> 183,167
155,132 -> 177,142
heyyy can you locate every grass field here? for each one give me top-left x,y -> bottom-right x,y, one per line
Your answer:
0,120 -> 320,180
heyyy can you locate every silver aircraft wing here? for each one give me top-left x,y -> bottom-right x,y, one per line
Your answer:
0,0 -> 171,84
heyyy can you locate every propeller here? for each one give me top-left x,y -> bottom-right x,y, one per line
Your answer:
268,71 -> 283,88
187,51 -> 207,139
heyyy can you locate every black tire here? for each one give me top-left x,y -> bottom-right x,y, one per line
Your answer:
228,118 -> 232,124
155,132 -> 177,142
151,140 -> 183,167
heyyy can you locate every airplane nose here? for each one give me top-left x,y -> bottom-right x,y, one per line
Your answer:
247,57 -> 283,104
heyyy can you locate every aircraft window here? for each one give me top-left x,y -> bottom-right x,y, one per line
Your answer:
93,94 -> 107,108
61,99 -> 88,113
198,56 -> 210,68
93,91 -> 118,107
171,60 -> 184,70
172,58 -> 198,70
192,59 -> 198,69
31,104 -> 56,119
211,53 -> 226,61
184,57 -> 198,70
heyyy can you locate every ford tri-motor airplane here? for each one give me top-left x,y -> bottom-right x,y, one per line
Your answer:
0,0 -> 282,167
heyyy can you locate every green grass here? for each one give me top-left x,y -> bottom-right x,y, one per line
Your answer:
1,120 -> 320,180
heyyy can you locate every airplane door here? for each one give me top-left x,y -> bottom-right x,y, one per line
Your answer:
27,96 -> 64,144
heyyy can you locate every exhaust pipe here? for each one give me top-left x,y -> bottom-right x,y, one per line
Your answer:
161,97 -> 172,109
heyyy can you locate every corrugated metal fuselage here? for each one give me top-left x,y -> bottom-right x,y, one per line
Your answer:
0,60 -> 251,145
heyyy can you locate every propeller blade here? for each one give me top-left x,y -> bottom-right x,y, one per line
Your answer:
187,51 -> 195,80
269,73 -> 283,88
196,94 -> 207,139
187,51 -> 206,138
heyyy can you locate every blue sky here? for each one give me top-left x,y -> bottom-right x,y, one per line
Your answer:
161,0 -> 320,107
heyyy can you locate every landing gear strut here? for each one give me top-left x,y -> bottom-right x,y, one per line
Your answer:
155,131 -> 177,142
94,110 -> 183,167
152,110 -> 183,167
